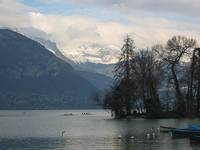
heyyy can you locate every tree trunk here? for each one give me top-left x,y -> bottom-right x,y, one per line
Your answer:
171,63 -> 185,115
196,49 -> 200,114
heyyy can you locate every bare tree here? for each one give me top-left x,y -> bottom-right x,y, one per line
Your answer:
187,48 -> 200,114
153,36 -> 197,115
132,49 -> 163,117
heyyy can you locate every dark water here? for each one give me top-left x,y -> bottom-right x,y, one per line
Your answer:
0,110 -> 200,150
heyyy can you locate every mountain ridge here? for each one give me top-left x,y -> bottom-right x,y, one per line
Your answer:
33,37 -> 114,84
0,29 -> 99,109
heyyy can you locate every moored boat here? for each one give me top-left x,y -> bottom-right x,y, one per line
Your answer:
171,128 -> 200,138
188,124 -> 200,130
190,135 -> 200,142
160,126 -> 175,133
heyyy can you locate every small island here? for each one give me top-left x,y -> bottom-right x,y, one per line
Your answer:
102,35 -> 200,119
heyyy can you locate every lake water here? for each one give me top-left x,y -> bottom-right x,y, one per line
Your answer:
0,110 -> 200,150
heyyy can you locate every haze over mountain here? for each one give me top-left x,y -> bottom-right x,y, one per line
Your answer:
0,29 -> 101,109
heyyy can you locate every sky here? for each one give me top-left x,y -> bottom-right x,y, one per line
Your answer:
1,0 -> 200,54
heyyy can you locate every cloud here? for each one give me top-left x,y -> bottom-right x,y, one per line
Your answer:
38,0 -> 200,18
29,12 -> 200,54
29,13 -> 103,50
17,27 -> 49,39
0,0 -> 31,28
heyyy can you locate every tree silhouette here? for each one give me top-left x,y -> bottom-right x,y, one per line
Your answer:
114,35 -> 136,116
133,50 -> 163,117
154,36 -> 197,115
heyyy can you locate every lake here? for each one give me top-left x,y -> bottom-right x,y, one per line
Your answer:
0,110 -> 200,150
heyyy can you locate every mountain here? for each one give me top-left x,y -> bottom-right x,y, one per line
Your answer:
18,27 -> 117,77
0,29 -> 100,109
34,37 -> 114,86
77,71 -> 113,91
77,62 -> 115,78
64,44 -> 120,64
33,37 -> 76,66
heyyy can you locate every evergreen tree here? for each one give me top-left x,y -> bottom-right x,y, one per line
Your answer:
114,35 -> 136,116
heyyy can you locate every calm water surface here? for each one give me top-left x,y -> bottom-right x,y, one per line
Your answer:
0,110 -> 200,150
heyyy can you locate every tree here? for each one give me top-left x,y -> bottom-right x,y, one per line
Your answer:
114,35 -> 135,81
103,83 -> 129,118
153,36 -> 197,115
195,48 -> 200,114
114,35 -> 136,116
187,48 -> 200,115
133,50 -> 163,117
103,35 -> 137,117
103,34 -> 199,118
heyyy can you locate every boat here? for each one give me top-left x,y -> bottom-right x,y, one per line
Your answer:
160,126 -> 176,133
63,113 -> 73,116
188,124 -> 200,130
190,135 -> 200,142
171,128 -> 200,138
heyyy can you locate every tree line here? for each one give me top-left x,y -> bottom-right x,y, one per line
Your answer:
103,35 -> 200,118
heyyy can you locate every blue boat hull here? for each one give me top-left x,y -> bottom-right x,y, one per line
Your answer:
171,129 -> 200,138
190,135 -> 200,142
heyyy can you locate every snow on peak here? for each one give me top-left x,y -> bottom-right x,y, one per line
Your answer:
64,44 -> 120,64
47,48 -> 56,55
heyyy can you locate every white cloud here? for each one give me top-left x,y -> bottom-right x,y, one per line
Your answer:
38,0 -> 200,18
29,12 -> 200,53
0,0 -> 31,28
29,13 -> 103,50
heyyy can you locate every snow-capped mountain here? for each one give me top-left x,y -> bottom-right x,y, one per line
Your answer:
31,37 -> 114,88
32,37 -> 75,65
17,27 -> 120,65
18,28 -> 115,77
64,44 -> 120,64
32,38 -> 116,77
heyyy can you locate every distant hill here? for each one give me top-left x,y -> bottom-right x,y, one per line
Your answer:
77,71 -> 113,91
76,62 -> 115,78
0,29 -> 99,109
